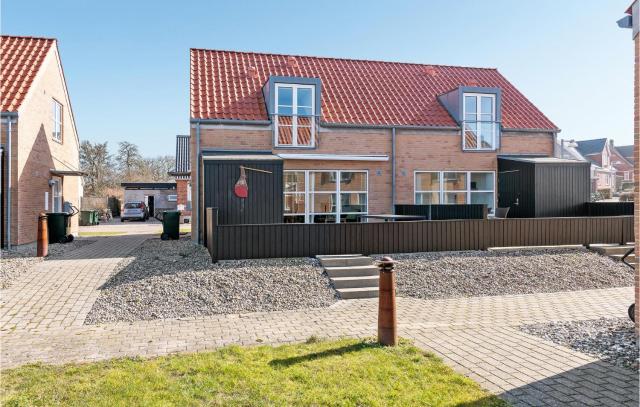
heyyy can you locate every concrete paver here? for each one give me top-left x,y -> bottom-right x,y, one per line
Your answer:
1,233 -> 637,406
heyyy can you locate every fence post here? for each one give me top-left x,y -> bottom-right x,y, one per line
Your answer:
206,207 -> 218,263
378,256 -> 397,346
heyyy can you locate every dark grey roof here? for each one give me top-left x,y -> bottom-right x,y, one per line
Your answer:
174,135 -> 190,173
616,145 -> 634,160
499,156 -> 589,165
575,138 -> 607,156
121,182 -> 177,190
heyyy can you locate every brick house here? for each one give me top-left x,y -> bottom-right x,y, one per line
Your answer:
1,35 -> 82,247
574,138 -> 633,196
169,134 -> 191,223
189,49 -> 561,241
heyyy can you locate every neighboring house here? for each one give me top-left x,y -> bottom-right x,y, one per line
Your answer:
168,135 -> 191,223
617,145 -> 635,165
121,182 -> 177,218
189,49 -> 560,241
574,138 -> 633,196
1,35 -> 83,247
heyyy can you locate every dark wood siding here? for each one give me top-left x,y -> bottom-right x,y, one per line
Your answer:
535,163 -> 590,217
203,159 -> 283,225
205,209 -> 634,260
498,158 -> 591,218
395,204 -> 487,219
585,202 -> 634,216
498,159 -> 535,217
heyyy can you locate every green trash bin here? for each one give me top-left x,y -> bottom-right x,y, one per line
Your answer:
47,212 -> 69,244
161,211 -> 181,240
79,210 -> 92,226
92,210 -> 100,225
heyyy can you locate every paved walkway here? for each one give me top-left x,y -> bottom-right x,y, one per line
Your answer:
1,234 -> 637,406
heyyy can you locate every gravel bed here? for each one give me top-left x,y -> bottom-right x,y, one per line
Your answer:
376,248 -> 634,299
520,318 -> 638,370
1,239 -> 96,289
85,238 -> 338,324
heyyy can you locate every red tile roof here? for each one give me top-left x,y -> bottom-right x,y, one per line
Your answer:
191,49 -> 559,131
1,35 -> 55,112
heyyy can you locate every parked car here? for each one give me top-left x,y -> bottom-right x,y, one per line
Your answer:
121,201 -> 149,222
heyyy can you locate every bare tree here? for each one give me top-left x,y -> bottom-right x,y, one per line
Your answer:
80,141 -> 114,195
116,141 -> 142,181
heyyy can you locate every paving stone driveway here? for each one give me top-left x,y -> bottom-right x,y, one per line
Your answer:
1,234 -> 637,406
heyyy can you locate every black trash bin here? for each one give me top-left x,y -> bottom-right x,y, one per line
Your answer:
161,211 -> 181,240
48,205 -> 79,244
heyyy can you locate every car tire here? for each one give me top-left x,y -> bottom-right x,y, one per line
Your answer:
629,303 -> 636,322
161,233 -> 169,241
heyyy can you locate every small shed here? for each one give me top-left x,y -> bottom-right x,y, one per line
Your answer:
202,152 -> 283,225
497,156 -> 591,218
121,182 -> 177,218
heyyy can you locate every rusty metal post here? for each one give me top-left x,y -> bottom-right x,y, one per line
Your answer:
37,212 -> 48,257
378,256 -> 397,346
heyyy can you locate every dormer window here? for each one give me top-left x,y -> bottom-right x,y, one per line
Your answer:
275,83 -> 315,147
463,93 -> 497,150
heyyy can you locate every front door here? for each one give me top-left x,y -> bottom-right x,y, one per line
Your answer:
146,195 -> 154,218
51,179 -> 62,212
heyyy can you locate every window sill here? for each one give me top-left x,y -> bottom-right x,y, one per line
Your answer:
52,138 -> 63,145
462,148 -> 497,152
274,145 -> 316,150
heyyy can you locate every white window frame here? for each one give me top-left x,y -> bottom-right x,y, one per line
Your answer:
414,171 -> 441,204
52,99 -> 63,143
283,170 -> 368,223
274,84 -> 316,148
167,194 -> 177,202
51,178 -> 62,212
462,93 -> 497,151
624,171 -> 631,181
414,170 -> 496,213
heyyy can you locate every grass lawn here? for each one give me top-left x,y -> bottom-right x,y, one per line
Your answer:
1,338 -> 506,406
78,231 -> 126,237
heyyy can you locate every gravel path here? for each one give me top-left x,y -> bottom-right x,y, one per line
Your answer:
85,238 -> 338,324
521,318 -> 638,370
379,248 -> 634,300
1,239 -> 96,289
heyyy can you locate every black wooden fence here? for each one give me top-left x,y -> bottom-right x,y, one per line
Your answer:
584,202 -> 634,217
205,208 -> 634,261
395,204 -> 487,220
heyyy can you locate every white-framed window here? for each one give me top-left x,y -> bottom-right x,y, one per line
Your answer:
462,93 -> 497,151
624,171 -> 631,181
167,194 -> 177,202
415,171 -> 495,213
284,170 -> 368,223
51,178 -> 62,212
275,84 -> 315,148
52,99 -> 63,142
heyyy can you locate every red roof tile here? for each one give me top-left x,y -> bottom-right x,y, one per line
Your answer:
1,35 -> 55,112
190,49 -> 558,131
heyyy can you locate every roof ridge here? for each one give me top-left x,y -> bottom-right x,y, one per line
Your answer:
190,48 -> 499,71
1,34 -> 57,42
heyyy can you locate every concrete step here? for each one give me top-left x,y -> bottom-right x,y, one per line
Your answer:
324,265 -> 379,278
319,256 -> 373,267
331,275 -> 380,289
316,254 -> 362,259
590,244 -> 634,256
336,287 -> 379,299
611,253 -> 636,262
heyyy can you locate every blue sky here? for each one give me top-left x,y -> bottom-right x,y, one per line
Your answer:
2,0 -> 635,156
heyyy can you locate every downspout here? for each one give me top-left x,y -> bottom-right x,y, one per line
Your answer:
194,122 -> 201,244
391,127 -> 396,214
6,117 -> 13,249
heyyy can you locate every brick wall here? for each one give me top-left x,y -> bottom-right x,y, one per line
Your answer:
176,178 -> 192,218
191,124 -> 554,233
3,46 -> 81,246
